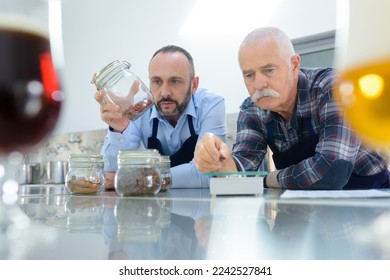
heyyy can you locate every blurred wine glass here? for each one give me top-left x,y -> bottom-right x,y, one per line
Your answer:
0,1 -> 64,259
334,0 -> 390,150
0,0 -> 64,203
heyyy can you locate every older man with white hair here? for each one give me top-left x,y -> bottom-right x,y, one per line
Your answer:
194,26 -> 389,190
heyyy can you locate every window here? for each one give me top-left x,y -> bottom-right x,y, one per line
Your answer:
292,30 -> 335,68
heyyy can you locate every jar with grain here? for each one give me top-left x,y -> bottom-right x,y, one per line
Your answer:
65,154 -> 105,195
91,60 -> 155,121
115,149 -> 161,196
159,155 -> 172,191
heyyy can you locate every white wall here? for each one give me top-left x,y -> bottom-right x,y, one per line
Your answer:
54,0 -> 337,135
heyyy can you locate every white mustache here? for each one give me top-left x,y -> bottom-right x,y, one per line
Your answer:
251,89 -> 280,103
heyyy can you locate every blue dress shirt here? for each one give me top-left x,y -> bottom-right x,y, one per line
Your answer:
101,88 -> 226,188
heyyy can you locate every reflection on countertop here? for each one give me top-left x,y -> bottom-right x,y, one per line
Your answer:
4,186 -> 390,260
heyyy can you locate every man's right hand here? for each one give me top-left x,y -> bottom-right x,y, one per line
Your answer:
194,132 -> 237,173
94,90 -> 129,133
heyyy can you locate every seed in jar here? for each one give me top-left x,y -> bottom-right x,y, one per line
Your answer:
116,167 -> 160,196
67,176 -> 102,194
161,177 -> 171,191
123,98 -> 153,120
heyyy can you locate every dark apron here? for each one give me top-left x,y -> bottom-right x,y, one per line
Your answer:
266,118 -> 389,189
147,115 -> 199,167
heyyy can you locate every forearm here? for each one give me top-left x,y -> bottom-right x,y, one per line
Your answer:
278,125 -> 360,189
170,162 -> 210,188
101,127 -> 141,172
278,157 -> 354,190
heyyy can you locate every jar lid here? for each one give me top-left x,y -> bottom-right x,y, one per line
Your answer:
117,149 -> 161,165
91,60 -> 131,90
160,155 -> 171,163
68,154 -> 104,167
118,149 -> 160,157
68,154 -> 102,160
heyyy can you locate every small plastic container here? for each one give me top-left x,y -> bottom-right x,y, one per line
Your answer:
159,155 -> 172,191
91,60 -> 155,120
65,154 -> 105,195
115,149 -> 161,196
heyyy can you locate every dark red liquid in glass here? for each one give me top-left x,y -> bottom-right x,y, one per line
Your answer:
0,28 -> 62,155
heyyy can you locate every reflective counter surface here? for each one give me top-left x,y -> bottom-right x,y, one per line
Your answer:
3,185 -> 390,260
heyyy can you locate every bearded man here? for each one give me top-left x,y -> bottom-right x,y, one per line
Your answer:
95,45 -> 226,189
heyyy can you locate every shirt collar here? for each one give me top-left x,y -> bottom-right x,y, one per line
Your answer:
296,69 -> 313,117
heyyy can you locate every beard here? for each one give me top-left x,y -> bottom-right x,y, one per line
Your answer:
251,88 -> 280,103
156,85 -> 192,117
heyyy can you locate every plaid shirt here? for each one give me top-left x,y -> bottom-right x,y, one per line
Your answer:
232,68 -> 388,189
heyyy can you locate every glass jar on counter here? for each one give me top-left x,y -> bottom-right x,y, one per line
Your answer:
159,155 -> 172,191
115,149 -> 161,196
65,154 -> 105,195
91,60 -> 155,121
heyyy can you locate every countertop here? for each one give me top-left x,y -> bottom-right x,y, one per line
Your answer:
3,184 -> 390,260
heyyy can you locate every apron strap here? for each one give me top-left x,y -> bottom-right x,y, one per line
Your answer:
147,115 -> 198,167
266,118 -> 318,169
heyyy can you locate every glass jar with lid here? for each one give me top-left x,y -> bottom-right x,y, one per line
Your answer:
91,60 -> 155,121
159,155 -> 172,191
115,149 -> 161,196
65,154 -> 106,195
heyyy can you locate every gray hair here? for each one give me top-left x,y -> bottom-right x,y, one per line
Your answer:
240,27 -> 296,60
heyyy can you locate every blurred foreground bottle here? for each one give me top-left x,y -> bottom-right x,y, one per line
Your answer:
334,0 -> 390,149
